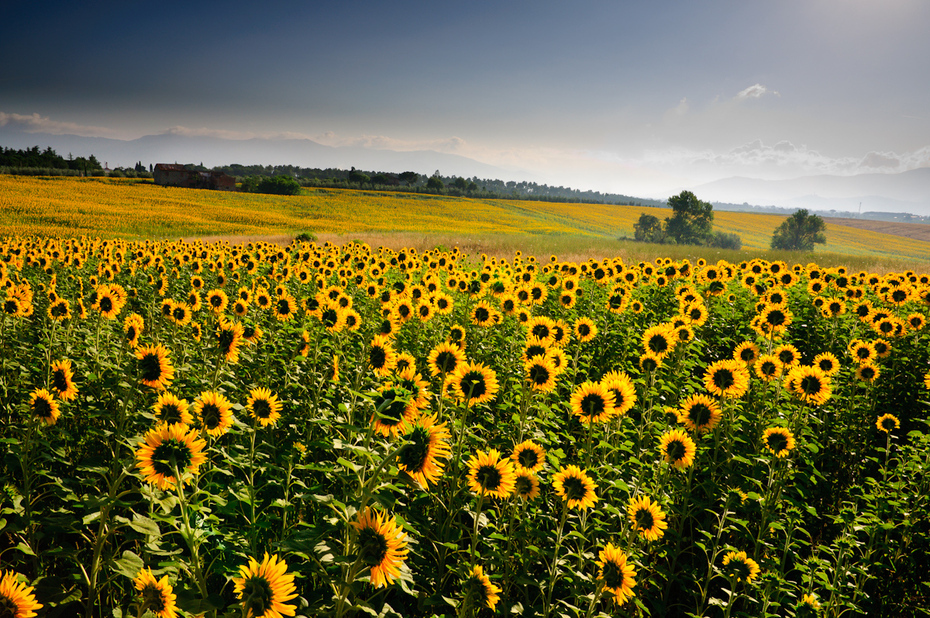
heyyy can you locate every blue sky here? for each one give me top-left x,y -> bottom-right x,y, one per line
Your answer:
2,0 -> 929,196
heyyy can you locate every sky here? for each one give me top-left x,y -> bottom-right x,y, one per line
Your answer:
2,0 -> 930,197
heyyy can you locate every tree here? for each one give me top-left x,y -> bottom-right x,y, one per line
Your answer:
633,213 -> 666,243
665,191 -> 714,245
426,176 -> 444,190
771,209 -> 826,251
399,171 -> 420,186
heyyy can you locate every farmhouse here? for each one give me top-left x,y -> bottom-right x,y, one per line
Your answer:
153,164 -> 236,191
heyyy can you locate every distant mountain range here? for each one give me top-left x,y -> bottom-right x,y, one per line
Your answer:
3,127 -> 929,216
0,129 -> 523,181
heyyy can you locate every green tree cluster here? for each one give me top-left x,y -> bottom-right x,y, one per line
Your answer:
241,175 -> 302,196
633,191 -> 741,249
770,209 -> 827,251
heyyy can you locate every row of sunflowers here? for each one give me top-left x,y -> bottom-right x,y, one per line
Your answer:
1,235 -> 929,617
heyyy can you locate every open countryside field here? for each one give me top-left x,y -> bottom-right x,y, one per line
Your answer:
2,176 -> 930,268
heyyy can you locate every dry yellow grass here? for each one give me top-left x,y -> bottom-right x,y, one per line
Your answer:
2,175 -> 928,266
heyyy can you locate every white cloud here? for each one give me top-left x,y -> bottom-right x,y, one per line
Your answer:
0,111 -> 117,137
735,83 -> 779,100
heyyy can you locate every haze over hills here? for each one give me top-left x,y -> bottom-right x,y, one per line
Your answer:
2,127 -> 929,217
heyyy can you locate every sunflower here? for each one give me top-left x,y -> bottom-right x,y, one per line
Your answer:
642,324 -> 675,358
601,370 -> 637,417
596,543 -> 637,606
659,429 -> 697,469
812,352 -> 840,376
574,317 -> 598,342
796,594 -> 822,618
570,381 -> 616,424
49,358 -> 78,401
876,413 -> 900,433
722,550 -> 760,582
762,427 -> 796,458
524,356 -> 558,392
872,338 -> 891,358
469,300 -> 497,327
0,570 -> 42,618
205,289 -> 228,314
553,465 -> 598,510
462,565 -> 501,611
703,359 -> 750,399
398,414 -> 451,488
274,293 -> 297,321
123,314 -> 145,349
448,361 -> 499,405
193,391 -> 235,437
855,363 -> 880,383
512,440 -> 546,473
733,341 -> 759,365
135,422 -> 207,490
627,494 -> 668,541
247,388 -> 283,427
28,388 -> 60,426
754,354 -> 783,381
153,392 -> 193,426
368,335 -> 398,377
785,365 -> 832,406
467,449 -> 516,499
371,386 -> 418,438
136,344 -> 175,390
93,286 -> 123,319
233,553 -> 298,618
47,297 -> 71,322
133,568 -> 177,618
217,319 -> 245,364
352,508 -> 409,588
513,471 -> 540,501
678,394 -> 721,433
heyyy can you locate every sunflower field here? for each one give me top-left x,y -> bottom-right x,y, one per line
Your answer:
1,235 -> 929,618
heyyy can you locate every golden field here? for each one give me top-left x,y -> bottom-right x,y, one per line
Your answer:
1,175 -> 928,264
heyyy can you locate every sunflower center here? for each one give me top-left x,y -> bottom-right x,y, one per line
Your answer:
474,307 -> 490,323
151,439 -> 193,477
142,583 -> 167,613
562,476 -> 587,501
665,439 -> 687,462
531,324 -> 550,339
200,403 -> 221,429
648,334 -> 668,354
517,449 -> 539,469
766,310 -> 785,326
577,324 -> 591,337
139,353 -> 164,381
712,369 -> 735,391
580,393 -> 606,418
370,346 -> 388,369
528,364 -> 551,386
33,396 -> 53,418
160,403 -> 183,424
460,371 -> 487,399
760,361 -> 777,377
600,559 -> 626,589
252,399 -> 272,419
799,375 -> 823,395
514,475 -> 534,496
218,329 -> 236,353
52,369 -> 69,393
688,403 -> 712,428
633,507 -> 655,530
240,574 -> 274,615
99,296 -> 113,312
357,527 -> 389,566
210,295 -> 223,308
398,427 -> 430,472
172,307 -> 187,321
766,433 -> 788,453
475,465 -> 502,491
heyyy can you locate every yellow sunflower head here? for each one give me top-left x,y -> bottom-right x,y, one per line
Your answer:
596,543 -> 637,606
352,508 -> 410,588
762,427 -> 796,458
233,553 -> 298,617
247,387 -> 283,428
627,495 -> 668,541
553,464 -> 598,510
135,422 -> 207,491
466,449 -> 516,499
133,568 -> 177,618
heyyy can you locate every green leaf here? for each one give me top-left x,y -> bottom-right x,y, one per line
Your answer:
112,550 -> 144,579
129,512 -> 160,537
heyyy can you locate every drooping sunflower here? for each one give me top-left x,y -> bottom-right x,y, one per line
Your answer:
876,413 -> 900,433
678,394 -> 721,434
193,391 -> 235,437
369,334 -> 398,377
398,413 -> 451,488
513,470 -> 540,501
371,386 -> 418,438
553,465 -> 598,510
703,359 -> 750,399
232,553 -> 298,618
247,387 -> 283,428
627,495 -> 668,541
49,358 -> 78,401
467,449 -> 517,499
0,570 -> 43,618
352,508 -> 410,588
153,392 -> 193,426
722,550 -> 761,582
596,543 -> 637,606
29,388 -> 61,426
216,319 -> 245,364
659,429 -> 697,469
448,361 -> 499,405
462,565 -> 501,611
133,568 -> 177,618
512,440 -> 546,473
135,422 -> 207,490
136,344 -> 175,391
762,427 -> 796,458
601,370 -> 637,417
570,381 -> 616,424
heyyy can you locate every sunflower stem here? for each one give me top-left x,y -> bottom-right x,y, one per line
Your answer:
468,492 -> 486,568
542,502 -> 570,618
